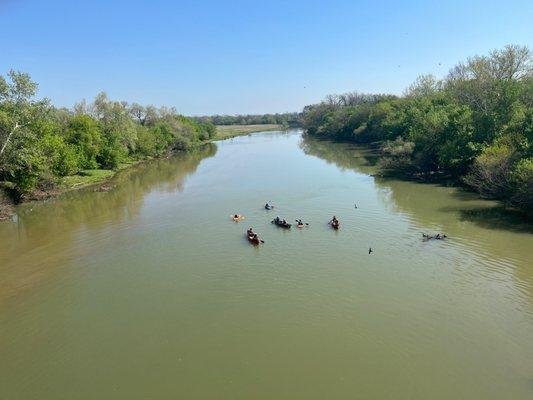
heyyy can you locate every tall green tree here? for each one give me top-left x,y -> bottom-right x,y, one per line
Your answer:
0,70 -> 39,157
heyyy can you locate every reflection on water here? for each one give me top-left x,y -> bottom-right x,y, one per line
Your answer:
301,134 -> 533,305
300,136 -> 380,175
302,136 -> 532,250
0,144 -> 217,308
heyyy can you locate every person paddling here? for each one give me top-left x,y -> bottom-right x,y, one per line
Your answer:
422,233 -> 448,241
296,219 -> 309,227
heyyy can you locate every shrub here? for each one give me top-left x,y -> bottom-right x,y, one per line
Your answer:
379,137 -> 415,172
38,133 -> 80,176
511,158 -> 533,211
64,115 -> 102,169
463,144 -> 515,199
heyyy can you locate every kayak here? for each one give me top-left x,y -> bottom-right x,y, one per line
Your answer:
265,205 -> 274,210
272,218 -> 291,229
247,234 -> 261,245
295,220 -> 307,228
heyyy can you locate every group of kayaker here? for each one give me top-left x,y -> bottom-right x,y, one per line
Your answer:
238,202 -> 447,247
237,202 -> 343,245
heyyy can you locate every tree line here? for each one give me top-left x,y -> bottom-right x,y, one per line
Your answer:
0,73 -> 216,201
301,45 -> 532,214
192,113 -> 301,127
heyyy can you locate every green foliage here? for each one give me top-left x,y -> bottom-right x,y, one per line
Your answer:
193,112 -> 301,127
39,133 -> 80,176
463,144 -> 516,199
380,137 -> 415,172
302,45 -> 533,212
511,158 -> 533,211
65,115 -> 101,169
0,125 -> 44,198
0,76 -> 213,200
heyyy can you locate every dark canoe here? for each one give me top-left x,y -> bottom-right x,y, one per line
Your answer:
247,234 -> 260,245
272,219 -> 291,229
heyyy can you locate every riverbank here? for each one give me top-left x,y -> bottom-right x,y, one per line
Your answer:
0,126 -> 286,221
0,191 -> 15,221
215,124 -> 285,139
300,46 -> 532,216
305,135 -> 532,222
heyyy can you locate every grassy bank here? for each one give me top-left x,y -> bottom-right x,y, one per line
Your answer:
60,126 -> 285,191
215,124 -> 284,140
60,159 -> 142,191
0,162 -> 137,221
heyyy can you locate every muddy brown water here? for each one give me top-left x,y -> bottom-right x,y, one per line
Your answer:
1,130 -> 532,399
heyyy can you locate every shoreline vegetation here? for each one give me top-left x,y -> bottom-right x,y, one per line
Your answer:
0,124 -> 288,220
0,70 -> 294,220
2,45 -> 531,221
301,45 -> 532,217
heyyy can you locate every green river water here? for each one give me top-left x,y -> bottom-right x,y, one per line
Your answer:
1,130 -> 532,399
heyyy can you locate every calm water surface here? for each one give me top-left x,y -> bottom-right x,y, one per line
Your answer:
1,130 -> 532,399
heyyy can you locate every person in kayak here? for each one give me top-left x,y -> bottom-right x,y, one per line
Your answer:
247,227 -> 254,237
296,219 -> 307,227
423,233 -> 448,240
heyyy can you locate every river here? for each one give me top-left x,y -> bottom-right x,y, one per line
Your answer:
1,130 -> 532,399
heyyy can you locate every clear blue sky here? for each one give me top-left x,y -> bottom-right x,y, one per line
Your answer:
1,0 -> 531,115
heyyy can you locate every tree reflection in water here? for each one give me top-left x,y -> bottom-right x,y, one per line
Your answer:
0,144 -> 217,308
300,134 -> 533,300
